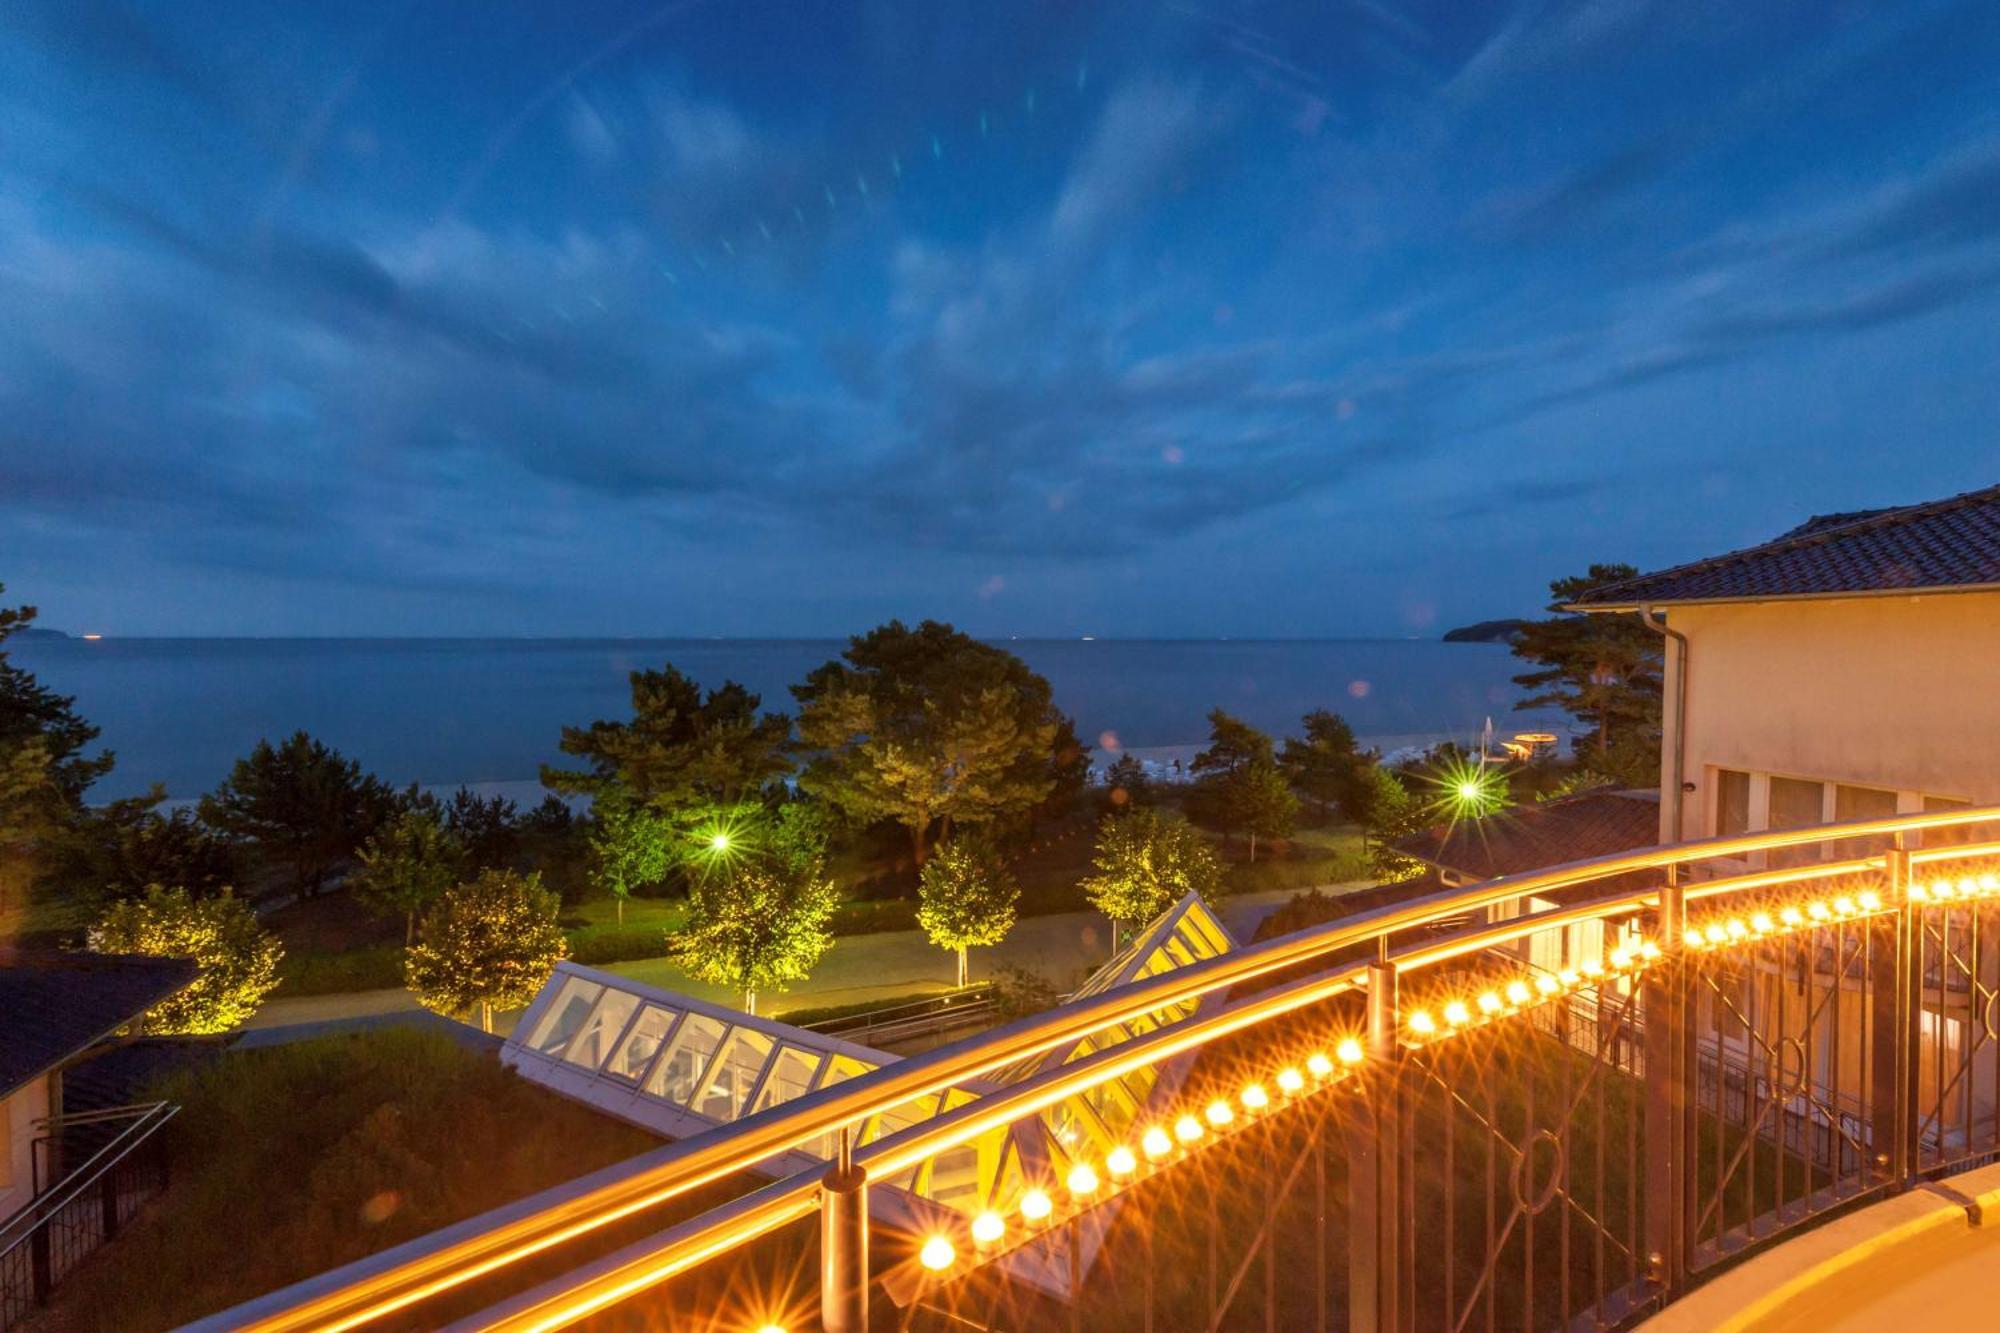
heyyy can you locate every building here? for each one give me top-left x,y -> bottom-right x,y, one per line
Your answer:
1571,481 -> 2000,848
0,951 -> 194,1224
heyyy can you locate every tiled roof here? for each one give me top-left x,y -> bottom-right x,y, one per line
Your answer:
0,951 -> 198,1099
1570,482 -> 2000,608
1395,790 -> 1660,882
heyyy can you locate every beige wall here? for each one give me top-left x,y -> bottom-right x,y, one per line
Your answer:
1663,591 -> 2000,842
1,1073 -> 52,1223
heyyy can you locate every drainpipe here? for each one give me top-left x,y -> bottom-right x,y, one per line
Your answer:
1639,603 -> 1689,844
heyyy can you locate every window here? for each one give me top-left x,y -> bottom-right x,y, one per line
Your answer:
646,1013 -> 727,1105
524,976 -> 604,1057
1831,784 -> 1898,859
562,989 -> 638,1070
748,1044 -> 822,1115
1714,769 -> 1751,838
1768,777 -> 1825,867
694,1028 -> 775,1122
607,1005 -> 678,1083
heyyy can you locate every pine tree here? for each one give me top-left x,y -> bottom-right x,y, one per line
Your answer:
405,869 -> 568,1032
199,731 -> 393,896
1279,710 -> 1372,822
1511,565 -> 1663,779
543,664 -> 793,807
917,837 -> 1019,987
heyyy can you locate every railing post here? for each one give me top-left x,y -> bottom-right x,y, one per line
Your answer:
1347,957 -> 1403,1333
1869,844 -> 1918,1184
1643,879 -> 1688,1296
820,1130 -> 868,1333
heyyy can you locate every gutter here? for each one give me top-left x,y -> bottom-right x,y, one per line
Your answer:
1639,603 -> 1689,846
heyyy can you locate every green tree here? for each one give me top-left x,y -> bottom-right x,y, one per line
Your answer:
1279,710 -> 1372,822
1362,767 -> 1428,884
199,732 -> 393,897
543,665 -> 793,808
917,836 -> 1019,987
1227,758 -> 1299,862
54,787 -> 240,905
405,869 -> 569,1032
1511,565 -> 1663,774
89,885 -> 282,1034
2,589 -> 113,913
1102,753 -> 1151,809
587,790 -> 676,924
355,809 -> 466,943
1189,708 -> 1275,776
792,621 -> 1061,865
442,787 -> 520,867
1080,808 -> 1224,948
1,588 -> 114,805
674,857 -> 838,1014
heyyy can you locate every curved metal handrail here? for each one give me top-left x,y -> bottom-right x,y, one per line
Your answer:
203,805 -> 2000,1333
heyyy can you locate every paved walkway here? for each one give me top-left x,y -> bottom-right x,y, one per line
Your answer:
242,885 -> 1359,1035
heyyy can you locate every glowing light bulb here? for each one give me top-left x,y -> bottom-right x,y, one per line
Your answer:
1205,1099 -> 1234,1127
1535,974 -> 1560,996
1477,991 -> 1503,1016
1832,897 -> 1856,916
1704,925 -> 1728,945
1958,878 -> 1978,898
1107,1146 -> 1137,1177
1609,947 -> 1633,969
1020,1188 -> 1053,1221
1750,913 -> 1774,934
1277,1067 -> 1304,1094
1444,1001 -> 1471,1027
1856,890 -> 1883,911
920,1236 -> 956,1271
755,1324 -> 788,1333
1808,902 -> 1831,920
1174,1115 -> 1203,1143
1067,1164 -> 1099,1196
1639,940 -> 1662,960
971,1211 -> 1005,1245
709,832 -> 731,852
1580,958 -> 1605,977
1983,874 -> 2000,893
1336,1038 -> 1365,1066
1725,920 -> 1748,941
1408,1011 -> 1437,1036
1241,1083 -> 1270,1111
1308,1052 -> 1336,1077
1780,907 -> 1804,927
1143,1127 -> 1173,1159
1506,981 -> 1532,1006
1559,970 -> 1581,987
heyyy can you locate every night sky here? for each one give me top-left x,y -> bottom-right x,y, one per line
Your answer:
2,1 -> 1996,638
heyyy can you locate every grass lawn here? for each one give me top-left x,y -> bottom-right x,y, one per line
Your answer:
40,1028 -> 660,1332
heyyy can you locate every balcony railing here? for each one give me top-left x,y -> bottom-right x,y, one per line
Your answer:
200,804 -> 2000,1333
0,1100 -> 176,1332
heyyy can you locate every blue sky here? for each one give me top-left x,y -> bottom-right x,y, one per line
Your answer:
1,0 -> 1996,637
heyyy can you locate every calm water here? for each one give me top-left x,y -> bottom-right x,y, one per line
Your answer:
9,638 -> 1564,801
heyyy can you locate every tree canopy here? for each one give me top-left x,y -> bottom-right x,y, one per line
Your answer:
586,789 -> 678,924
56,787 -> 240,905
1279,710 -> 1373,822
405,869 -> 569,1032
355,808 -> 466,943
792,620 -> 1063,864
1080,808 -> 1223,946
917,836 -> 1019,987
1,588 -> 114,806
543,664 -> 793,808
90,885 -> 282,1034
1224,757 -> 1298,862
1189,708 -> 1275,776
1361,767 -> 1428,884
674,855 -> 838,1014
1511,565 -> 1663,784
198,731 -> 393,896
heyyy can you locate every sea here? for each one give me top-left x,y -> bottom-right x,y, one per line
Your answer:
7,637 -> 1569,803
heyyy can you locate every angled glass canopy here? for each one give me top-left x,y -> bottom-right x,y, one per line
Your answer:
502,890 -> 1239,1288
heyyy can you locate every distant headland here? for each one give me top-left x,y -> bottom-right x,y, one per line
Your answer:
1441,618 -> 1529,644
